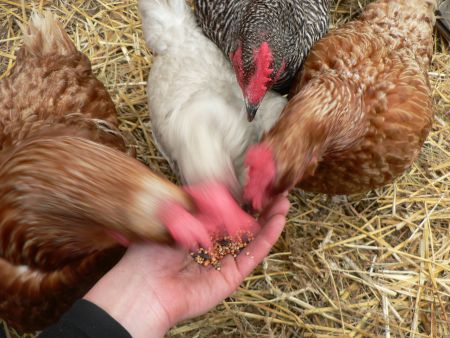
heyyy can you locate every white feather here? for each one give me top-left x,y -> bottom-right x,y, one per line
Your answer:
139,0 -> 287,197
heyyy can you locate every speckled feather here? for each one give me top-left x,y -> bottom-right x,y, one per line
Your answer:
194,0 -> 330,93
254,0 -> 436,198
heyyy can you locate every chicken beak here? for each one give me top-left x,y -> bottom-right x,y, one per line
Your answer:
245,100 -> 260,122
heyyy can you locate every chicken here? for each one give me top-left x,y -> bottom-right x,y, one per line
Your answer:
244,0 -> 436,210
139,0 -> 287,200
0,12 -> 237,331
193,0 -> 330,120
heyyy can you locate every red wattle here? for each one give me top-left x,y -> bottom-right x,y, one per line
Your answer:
244,142 -> 276,211
245,42 -> 274,105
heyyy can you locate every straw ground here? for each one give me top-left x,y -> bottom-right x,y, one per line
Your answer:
0,0 -> 449,336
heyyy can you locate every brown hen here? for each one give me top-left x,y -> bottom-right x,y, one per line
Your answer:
244,0 -> 436,210
0,12 -> 202,331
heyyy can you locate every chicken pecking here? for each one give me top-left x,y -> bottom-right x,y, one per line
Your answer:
0,12 -> 235,331
193,0 -> 330,121
244,0 -> 436,210
139,0 -> 287,201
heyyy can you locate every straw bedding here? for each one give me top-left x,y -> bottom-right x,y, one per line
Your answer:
0,0 -> 449,336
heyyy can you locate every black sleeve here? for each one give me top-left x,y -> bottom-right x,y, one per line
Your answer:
39,299 -> 132,338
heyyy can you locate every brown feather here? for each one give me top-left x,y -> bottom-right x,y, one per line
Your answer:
0,12 -> 192,331
0,247 -> 124,331
265,0 -> 435,195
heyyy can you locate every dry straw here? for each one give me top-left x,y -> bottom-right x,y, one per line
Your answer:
0,0 -> 449,337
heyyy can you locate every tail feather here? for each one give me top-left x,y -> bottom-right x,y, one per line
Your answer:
19,11 -> 76,57
139,0 -> 197,54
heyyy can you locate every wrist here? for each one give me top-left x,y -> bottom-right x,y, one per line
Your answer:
84,263 -> 170,338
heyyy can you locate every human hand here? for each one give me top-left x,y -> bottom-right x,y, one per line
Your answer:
84,194 -> 290,338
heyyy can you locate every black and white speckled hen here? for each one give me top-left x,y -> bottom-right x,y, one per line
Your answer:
194,0 -> 330,121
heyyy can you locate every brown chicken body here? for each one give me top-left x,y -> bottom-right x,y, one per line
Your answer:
244,0 -> 436,210
0,13 -> 194,331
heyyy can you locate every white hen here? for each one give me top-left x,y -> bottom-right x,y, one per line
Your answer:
139,0 -> 287,199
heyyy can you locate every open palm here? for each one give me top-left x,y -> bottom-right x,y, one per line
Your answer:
85,195 -> 289,337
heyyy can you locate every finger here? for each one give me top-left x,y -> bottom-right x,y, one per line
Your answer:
258,194 -> 290,224
261,194 -> 290,219
192,201 -> 287,285
192,213 -> 286,303
235,213 -> 286,277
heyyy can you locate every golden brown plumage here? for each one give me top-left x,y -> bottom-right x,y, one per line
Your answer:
0,12 -> 195,331
244,0 -> 436,210
0,13 -> 123,153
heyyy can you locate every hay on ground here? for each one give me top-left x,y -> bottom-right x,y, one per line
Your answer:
0,0 -> 449,336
